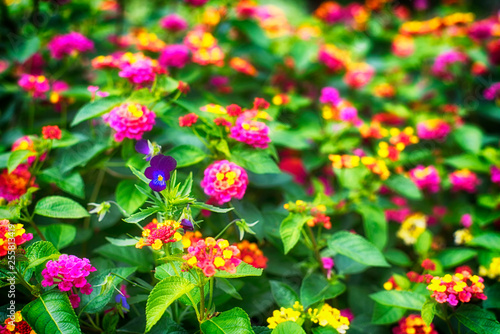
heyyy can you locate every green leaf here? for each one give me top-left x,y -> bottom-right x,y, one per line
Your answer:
384,174 -> 422,200
201,307 -> 254,334
105,237 -> 138,247
154,262 -> 203,306
7,150 -> 35,173
328,231 -> 389,267
232,20 -> 270,48
128,165 -> 150,184
421,299 -> 437,326
232,150 -> 281,174
454,304 -> 500,334
271,321 -> 305,334
384,249 -> 412,267
116,180 -> 149,215
468,232 -> 500,252
79,267 -> 137,314
357,203 -> 387,250
371,303 -> 406,325
214,262 -> 263,278
300,273 -> 346,308
484,283 -> 500,309
39,224 -> 77,250
146,277 -> 196,332
270,281 -> 299,308
415,230 -> 432,256
39,168 -> 85,199
369,291 -> 426,310
216,278 -> 242,300
311,327 -> 339,334
23,241 -> 60,278
445,154 -> 490,173
191,202 -> 233,213
453,125 -> 483,154
22,291 -> 82,334
94,244 -> 152,273
335,167 -> 369,190
9,36 -> 40,63
34,196 -> 89,219
71,96 -> 123,127
166,145 -> 207,168
280,214 -> 311,254
436,248 -> 477,268
123,207 -> 158,224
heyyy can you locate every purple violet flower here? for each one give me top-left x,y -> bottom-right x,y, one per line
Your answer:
144,154 -> 177,192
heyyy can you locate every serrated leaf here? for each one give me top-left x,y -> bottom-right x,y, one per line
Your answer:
34,196 -> 89,219
421,299 -> 436,326
22,291 -> 82,334
39,168 -> 85,199
201,307 -> 254,334
39,224 -> 77,250
270,280 -> 299,308
468,232 -> 500,252
146,276 -> 195,332
166,145 -> 207,168
357,203 -> 387,250
370,291 -> 426,310
7,150 -> 35,173
300,273 -> 346,308
71,96 -> 123,126
216,277 -> 242,300
280,214 -> 311,254
384,174 -> 422,200
371,303 -> 406,325
436,248 -> 477,268
116,180 -> 149,215
328,231 -> 389,267
214,262 -> 263,278
454,304 -> 500,334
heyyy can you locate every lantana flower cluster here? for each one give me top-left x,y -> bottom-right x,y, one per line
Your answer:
0,311 -> 35,334
0,220 -> 33,257
427,272 -> 487,307
392,315 -> 438,334
102,103 -> 156,142
284,200 -> 332,229
135,219 -> 182,250
479,257 -> 500,279
183,237 -> 241,277
267,301 -> 350,334
47,32 -> 94,59
234,240 -> 268,269
397,213 -> 427,245
201,160 -> 248,205
41,254 -> 97,308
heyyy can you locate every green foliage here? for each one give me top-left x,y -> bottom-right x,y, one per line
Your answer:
34,196 -> 89,219
280,214 -> 312,254
328,231 -> 389,267
22,291 -> 82,334
201,307 -> 254,334
145,277 -> 195,332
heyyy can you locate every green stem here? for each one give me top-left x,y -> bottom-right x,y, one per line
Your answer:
208,277 -> 214,312
22,209 -> 45,241
169,262 -> 200,320
14,269 -> 34,294
199,281 -> 205,322
442,305 -> 456,334
215,219 -> 238,239
306,225 -> 327,276
82,168 -> 106,256
29,101 -> 35,132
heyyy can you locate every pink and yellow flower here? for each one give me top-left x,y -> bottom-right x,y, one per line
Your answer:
18,74 -> 50,99
102,103 -> 156,142
417,119 -> 451,141
427,272 -> 487,306
0,220 -> 33,257
183,237 -> 241,277
135,219 -> 182,250
449,169 -> 480,193
409,165 -> 441,193
200,160 -> 248,205
229,113 -> 271,149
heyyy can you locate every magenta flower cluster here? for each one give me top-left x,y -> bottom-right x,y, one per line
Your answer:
230,114 -> 271,149
431,50 -> 468,80
201,160 -> 248,205
159,44 -> 190,68
118,59 -> 162,87
417,119 -> 451,141
409,165 -> 441,193
484,82 -> 500,100
449,169 -> 480,193
41,254 -> 96,308
160,14 -> 188,32
17,74 -> 50,99
47,32 -> 94,60
102,103 -> 156,142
